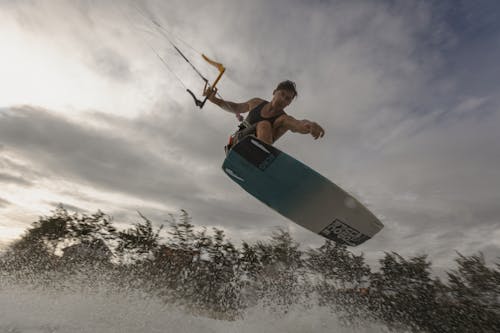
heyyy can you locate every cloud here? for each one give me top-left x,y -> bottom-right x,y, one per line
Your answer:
88,47 -> 132,81
0,173 -> 32,187
0,106 -> 202,202
0,197 -> 11,208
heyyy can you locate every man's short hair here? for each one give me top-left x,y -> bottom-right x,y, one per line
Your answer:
275,80 -> 298,98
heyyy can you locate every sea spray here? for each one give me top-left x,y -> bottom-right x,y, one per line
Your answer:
0,279 -> 390,333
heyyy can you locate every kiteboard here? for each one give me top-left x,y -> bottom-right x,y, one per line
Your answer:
222,136 -> 384,246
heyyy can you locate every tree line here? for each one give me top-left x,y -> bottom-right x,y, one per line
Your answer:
0,206 -> 499,332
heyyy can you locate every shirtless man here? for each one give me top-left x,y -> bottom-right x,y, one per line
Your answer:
205,80 -> 325,148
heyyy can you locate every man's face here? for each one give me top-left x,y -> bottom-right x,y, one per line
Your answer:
273,89 -> 295,109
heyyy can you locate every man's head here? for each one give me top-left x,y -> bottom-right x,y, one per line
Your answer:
272,80 -> 297,109
274,80 -> 297,97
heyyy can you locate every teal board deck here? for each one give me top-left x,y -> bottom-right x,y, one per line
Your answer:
222,136 -> 384,246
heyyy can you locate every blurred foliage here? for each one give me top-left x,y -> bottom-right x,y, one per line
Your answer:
0,206 -> 499,330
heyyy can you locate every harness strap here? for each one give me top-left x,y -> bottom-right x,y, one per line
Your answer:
225,101 -> 284,155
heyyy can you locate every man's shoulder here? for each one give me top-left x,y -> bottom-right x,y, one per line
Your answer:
247,98 -> 267,109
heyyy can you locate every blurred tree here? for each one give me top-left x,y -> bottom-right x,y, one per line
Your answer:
116,211 -> 163,258
441,252 -> 500,332
369,253 -> 441,332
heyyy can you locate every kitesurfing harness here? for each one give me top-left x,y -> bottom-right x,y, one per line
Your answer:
224,101 -> 285,155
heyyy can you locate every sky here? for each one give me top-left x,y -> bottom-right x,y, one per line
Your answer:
0,0 -> 499,272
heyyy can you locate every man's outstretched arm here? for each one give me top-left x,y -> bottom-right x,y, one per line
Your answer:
205,87 -> 259,116
282,115 -> 325,139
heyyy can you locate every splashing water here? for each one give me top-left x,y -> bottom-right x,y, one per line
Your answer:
0,282 -> 393,333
